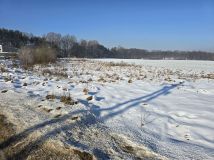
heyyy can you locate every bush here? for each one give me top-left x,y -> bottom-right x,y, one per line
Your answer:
19,45 -> 57,67
18,47 -> 33,67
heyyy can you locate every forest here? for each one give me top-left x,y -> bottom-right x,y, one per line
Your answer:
1,28 -> 214,60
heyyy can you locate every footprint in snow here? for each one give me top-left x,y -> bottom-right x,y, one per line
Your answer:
184,133 -> 191,140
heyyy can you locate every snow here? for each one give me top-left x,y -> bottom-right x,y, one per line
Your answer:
1,59 -> 214,159
96,59 -> 214,73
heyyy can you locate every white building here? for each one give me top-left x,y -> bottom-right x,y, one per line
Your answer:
0,45 -> 2,53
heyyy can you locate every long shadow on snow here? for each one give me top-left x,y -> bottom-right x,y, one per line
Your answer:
79,82 -> 183,122
6,112 -> 109,160
0,110 -> 109,159
0,82 -> 183,159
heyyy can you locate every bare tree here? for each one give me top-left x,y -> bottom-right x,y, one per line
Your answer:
60,35 -> 77,57
80,39 -> 87,47
44,32 -> 62,47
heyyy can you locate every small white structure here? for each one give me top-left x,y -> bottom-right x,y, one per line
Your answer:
0,45 -> 2,53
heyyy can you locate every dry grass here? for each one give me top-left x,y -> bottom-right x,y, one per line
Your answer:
31,58 -> 214,87
42,68 -> 68,78
104,61 -> 134,67
60,95 -> 78,105
19,46 -> 57,68
86,96 -> 93,101
202,73 -> 214,79
0,115 -> 95,160
0,115 -> 15,143
56,107 -> 62,110
98,77 -> 106,83
46,94 -> 56,100
111,133 -> 166,160
128,79 -> 132,83
60,95 -> 72,105
54,114 -> 62,118
83,88 -> 89,95
42,69 -> 52,75
43,108 -> 53,113
71,116 -> 79,121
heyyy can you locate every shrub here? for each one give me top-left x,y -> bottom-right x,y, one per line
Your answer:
60,95 -> 72,105
60,95 -> 78,105
19,45 -> 57,67
18,47 -> 33,67
33,46 -> 57,64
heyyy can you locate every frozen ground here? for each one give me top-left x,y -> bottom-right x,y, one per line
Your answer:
0,59 -> 214,159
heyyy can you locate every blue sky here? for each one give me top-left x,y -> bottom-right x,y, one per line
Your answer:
0,0 -> 214,51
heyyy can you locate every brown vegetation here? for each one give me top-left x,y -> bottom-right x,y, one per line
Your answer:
103,61 -> 133,67
56,107 -> 62,110
0,114 -> 95,159
54,114 -> 62,118
43,108 -> 53,113
60,95 -> 78,105
128,79 -> 132,83
42,69 -> 68,78
83,88 -> 89,95
19,46 -> 57,68
46,94 -> 56,100
86,96 -> 93,101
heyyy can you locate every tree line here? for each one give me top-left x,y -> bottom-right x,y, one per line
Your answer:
1,28 -> 214,60
0,28 -> 44,52
111,47 -> 214,60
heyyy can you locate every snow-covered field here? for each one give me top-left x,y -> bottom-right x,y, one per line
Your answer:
0,58 -> 214,159
96,59 -> 214,73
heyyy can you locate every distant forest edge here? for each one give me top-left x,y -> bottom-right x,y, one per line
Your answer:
1,28 -> 214,60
